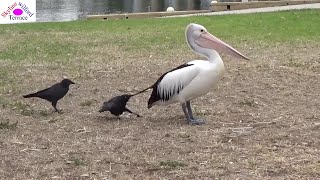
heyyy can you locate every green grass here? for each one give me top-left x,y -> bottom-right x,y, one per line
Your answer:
2,10 -> 319,40
239,98 -> 256,107
160,160 -> 187,169
10,101 -> 34,116
0,97 -> 34,116
0,10 -> 319,63
66,158 -> 86,166
0,121 -> 18,130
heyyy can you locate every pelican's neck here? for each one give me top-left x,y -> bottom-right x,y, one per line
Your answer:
206,50 -> 222,63
196,49 -> 223,64
206,50 -> 225,78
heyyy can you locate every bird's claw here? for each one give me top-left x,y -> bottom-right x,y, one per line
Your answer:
188,118 -> 205,125
55,109 -> 63,114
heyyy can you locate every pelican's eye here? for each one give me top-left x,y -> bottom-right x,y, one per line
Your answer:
200,29 -> 204,32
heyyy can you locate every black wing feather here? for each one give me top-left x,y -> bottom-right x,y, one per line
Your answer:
147,63 -> 193,108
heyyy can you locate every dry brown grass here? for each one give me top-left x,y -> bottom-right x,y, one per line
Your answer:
1,39 -> 319,179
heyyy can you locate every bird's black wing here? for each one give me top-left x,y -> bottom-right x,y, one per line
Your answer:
148,63 -> 199,108
33,83 -> 68,102
108,96 -> 130,107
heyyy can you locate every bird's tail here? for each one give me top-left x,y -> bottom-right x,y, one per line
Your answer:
132,85 -> 153,96
23,93 -> 36,98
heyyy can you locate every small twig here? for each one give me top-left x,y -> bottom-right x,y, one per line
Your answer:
21,148 -> 42,152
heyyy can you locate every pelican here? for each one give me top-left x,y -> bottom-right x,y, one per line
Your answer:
147,23 -> 249,125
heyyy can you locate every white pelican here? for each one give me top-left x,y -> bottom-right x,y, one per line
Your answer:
147,23 -> 249,125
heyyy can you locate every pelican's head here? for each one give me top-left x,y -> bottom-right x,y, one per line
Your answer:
185,23 -> 249,60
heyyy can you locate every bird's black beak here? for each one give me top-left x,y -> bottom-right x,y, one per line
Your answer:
71,81 -> 75,84
98,107 -> 107,113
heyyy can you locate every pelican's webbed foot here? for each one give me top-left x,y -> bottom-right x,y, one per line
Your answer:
181,102 -> 206,125
188,118 -> 205,125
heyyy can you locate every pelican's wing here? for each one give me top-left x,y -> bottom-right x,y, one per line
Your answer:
148,63 -> 200,107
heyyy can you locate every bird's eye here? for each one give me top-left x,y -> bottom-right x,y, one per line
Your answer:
200,29 -> 204,32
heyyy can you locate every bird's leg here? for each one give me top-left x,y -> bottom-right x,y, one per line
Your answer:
181,102 -> 192,121
181,103 -> 204,125
51,102 -> 62,113
186,101 -> 194,119
125,107 -> 141,117
185,101 -> 205,125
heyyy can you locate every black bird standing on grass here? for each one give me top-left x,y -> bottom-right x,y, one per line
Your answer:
98,88 -> 149,117
23,78 -> 75,113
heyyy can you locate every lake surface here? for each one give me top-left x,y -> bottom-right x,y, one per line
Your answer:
36,0 -> 212,22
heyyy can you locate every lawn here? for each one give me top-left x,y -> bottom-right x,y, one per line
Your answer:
0,9 -> 319,179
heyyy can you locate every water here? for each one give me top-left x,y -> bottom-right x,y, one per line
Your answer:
36,0 -> 212,22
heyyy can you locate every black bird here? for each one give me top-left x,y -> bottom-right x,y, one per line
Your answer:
98,86 -> 151,118
23,78 -> 75,113
99,94 -> 141,117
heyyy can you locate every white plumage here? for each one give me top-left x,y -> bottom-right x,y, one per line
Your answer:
157,63 -> 200,103
147,23 -> 249,124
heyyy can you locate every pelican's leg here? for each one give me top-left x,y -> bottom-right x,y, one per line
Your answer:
181,103 -> 192,121
181,102 -> 205,125
186,101 -> 205,125
186,101 -> 194,119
